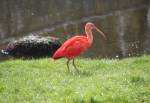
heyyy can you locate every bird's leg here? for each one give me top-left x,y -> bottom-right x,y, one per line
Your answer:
66,59 -> 70,72
73,59 -> 79,73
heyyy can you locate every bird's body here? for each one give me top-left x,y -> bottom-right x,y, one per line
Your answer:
53,35 -> 90,59
53,22 -> 106,72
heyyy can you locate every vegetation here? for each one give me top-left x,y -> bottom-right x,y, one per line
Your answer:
0,55 -> 150,103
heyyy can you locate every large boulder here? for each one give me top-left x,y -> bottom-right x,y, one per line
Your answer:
1,35 -> 61,58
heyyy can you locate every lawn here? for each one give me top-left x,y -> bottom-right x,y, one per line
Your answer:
0,55 -> 150,103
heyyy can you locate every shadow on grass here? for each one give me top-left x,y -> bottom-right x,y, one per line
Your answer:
130,76 -> 145,84
73,96 -> 132,103
79,70 -> 96,76
72,67 -> 100,76
62,69 -> 96,76
73,97 -> 101,103
78,64 -> 104,76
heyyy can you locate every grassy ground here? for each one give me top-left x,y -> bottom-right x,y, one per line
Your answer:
0,55 -> 150,103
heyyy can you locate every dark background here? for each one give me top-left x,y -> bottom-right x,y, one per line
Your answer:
0,0 -> 150,58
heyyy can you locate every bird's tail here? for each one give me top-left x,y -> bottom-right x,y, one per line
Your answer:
53,56 -> 63,60
53,48 -> 64,60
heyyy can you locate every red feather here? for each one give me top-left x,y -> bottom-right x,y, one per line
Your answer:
52,22 -> 106,72
53,36 -> 90,59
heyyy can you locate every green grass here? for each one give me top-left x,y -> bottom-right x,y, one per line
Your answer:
0,55 -> 150,103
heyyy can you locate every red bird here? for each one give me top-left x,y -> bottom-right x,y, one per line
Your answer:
53,22 -> 106,72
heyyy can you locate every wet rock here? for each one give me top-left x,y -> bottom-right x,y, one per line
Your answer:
1,35 -> 61,58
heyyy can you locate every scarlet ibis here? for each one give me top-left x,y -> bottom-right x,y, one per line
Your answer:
53,22 -> 106,72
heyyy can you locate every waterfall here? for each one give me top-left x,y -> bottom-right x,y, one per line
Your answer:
116,11 -> 127,57
0,24 -> 5,38
147,7 -> 150,28
144,6 -> 150,53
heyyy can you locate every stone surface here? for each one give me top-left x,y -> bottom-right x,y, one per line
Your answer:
1,35 -> 61,58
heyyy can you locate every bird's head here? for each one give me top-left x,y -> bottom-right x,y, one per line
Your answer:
85,22 -> 107,40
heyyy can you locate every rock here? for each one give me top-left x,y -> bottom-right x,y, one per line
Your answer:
1,35 -> 61,58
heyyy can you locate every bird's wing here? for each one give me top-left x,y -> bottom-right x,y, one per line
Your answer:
61,36 -> 87,50
63,36 -> 90,57
53,36 -> 89,59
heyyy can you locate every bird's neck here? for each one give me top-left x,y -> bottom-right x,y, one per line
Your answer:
85,28 -> 93,44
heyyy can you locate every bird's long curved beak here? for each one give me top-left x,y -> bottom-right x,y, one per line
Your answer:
95,26 -> 107,40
